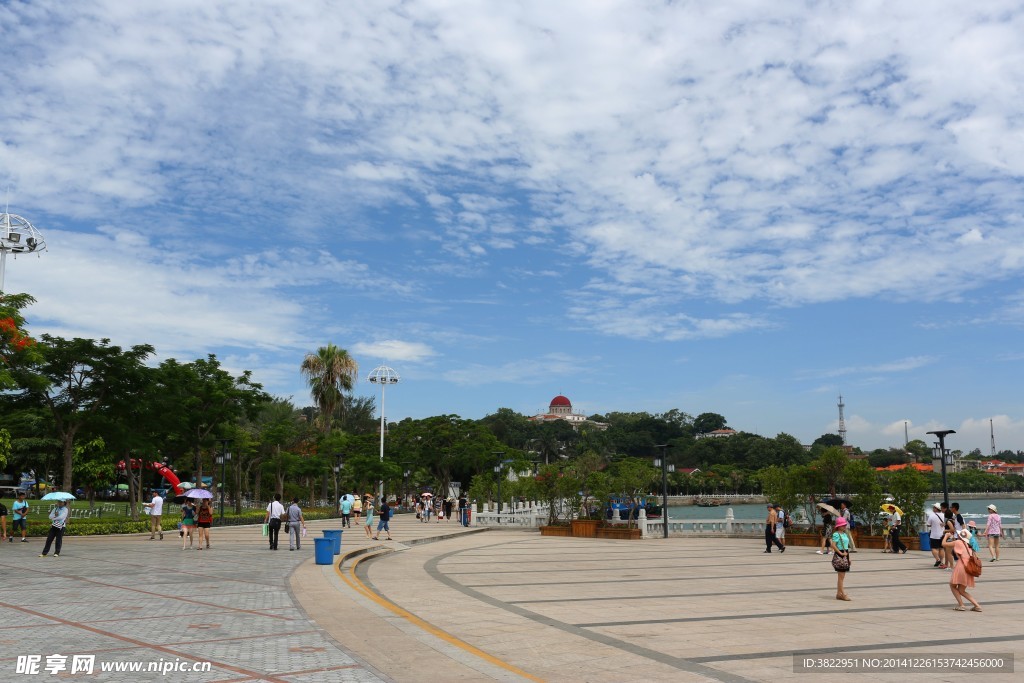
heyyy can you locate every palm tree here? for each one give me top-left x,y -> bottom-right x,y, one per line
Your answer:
299,344 -> 359,434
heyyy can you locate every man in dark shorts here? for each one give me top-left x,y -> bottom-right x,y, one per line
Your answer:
11,491 -> 29,542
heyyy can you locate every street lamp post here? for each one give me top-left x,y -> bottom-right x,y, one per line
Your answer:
403,465 -> 411,511
927,430 -> 956,508
493,451 -> 506,515
368,365 -> 400,502
333,453 -> 343,516
654,444 -> 674,539
216,438 -> 232,524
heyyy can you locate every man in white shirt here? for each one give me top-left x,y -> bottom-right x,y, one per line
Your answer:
889,509 -> 907,553
926,503 -> 946,568
264,494 -> 286,550
143,491 -> 164,540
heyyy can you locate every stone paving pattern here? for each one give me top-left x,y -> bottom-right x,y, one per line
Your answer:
1,516 -> 1021,682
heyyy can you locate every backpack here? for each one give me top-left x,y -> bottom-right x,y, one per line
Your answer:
782,511 -> 791,529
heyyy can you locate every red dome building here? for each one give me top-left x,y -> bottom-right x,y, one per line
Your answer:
529,395 -> 606,430
548,395 -> 572,415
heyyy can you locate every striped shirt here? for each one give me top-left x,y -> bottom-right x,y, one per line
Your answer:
49,506 -> 68,529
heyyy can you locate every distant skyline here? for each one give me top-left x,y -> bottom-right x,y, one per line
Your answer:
1,1 -> 1022,454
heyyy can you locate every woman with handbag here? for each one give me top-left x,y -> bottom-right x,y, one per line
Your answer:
944,528 -> 982,612
831,517 -> 852,601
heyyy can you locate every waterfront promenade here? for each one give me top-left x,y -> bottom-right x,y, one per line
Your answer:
1,517 -> 1020,681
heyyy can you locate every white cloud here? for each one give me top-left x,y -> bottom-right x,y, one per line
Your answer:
444,353 -> 591,386
352,340 -> 437,363
810,356 -> 939,380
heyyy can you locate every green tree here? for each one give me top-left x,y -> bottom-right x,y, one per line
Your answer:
17,335 -> 154,490
813,447 -> 849,498
842,460 -> 886,534
693,412 -> 728,435
757,465 -> 803,523
905,439 -> 931,462
867,448 -> 910,468
156,355 -> 267,487
300,343 -> 359,434
885,467 -> 931,530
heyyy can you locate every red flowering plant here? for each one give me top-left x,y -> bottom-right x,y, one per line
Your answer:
0,293 -> 40,389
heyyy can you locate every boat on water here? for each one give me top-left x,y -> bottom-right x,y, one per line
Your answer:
696,498 -> 721,507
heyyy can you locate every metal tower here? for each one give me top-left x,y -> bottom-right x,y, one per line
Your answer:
0,212 -> 46,292
837,394 -> 847,445
990,419 -> 996,456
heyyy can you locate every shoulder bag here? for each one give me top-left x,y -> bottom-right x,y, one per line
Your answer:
961,540 -> 983,577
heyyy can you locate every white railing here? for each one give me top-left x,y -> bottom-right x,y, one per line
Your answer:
471,504 -> 1024,545
641,508 -> 1024,544
471,501 -> 550,527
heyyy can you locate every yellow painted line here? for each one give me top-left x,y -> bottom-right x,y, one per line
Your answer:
333,549 -> 544,682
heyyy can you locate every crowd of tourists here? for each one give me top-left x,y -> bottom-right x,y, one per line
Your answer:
761,499 -> 1006,611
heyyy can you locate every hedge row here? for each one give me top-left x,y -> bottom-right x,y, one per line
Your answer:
11,508 -> 343,537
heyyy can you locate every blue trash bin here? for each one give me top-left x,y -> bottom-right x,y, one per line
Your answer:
919,532 -> 930,551
314,537 -> 334,565
323,529 -> 343,555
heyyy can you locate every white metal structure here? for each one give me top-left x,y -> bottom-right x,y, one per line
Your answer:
368,364 -> 400,501
0,213 -> 46,292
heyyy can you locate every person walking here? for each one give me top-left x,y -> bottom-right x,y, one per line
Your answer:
983,504 -> 1002,562
11,490 -> 29,543
353,494 -> 362,520
340,494 -> 353,528
925,503 -> 946,568
286,498 -> 305,551
942,509 -> 957,570
39,500 -> 69,557
458,494 -> 469,527
363,499 -> 375,538
373,499 -> 392,541
264,494 -> 286,551
966,521 -> 981,552
0,499 -> 7,542
196,499 -> 213,550
443,497 -> 453,523
773,504 -> 786,549
764,504 -> 784,553
944,528 -> 982,611
831,516 -> 852,600
143,491 -> 164,540
817,512 -> 834,555
889,507 -> 908,554
180,500 -> 196,550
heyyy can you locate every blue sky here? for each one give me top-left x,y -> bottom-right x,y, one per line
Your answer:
2,1 -> 1023,453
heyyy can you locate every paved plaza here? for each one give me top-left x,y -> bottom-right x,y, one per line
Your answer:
1,518 -> 1020,682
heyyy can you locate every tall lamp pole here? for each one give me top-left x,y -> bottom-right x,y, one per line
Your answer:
493,451 -> 506,515
368,365 -> 400,502
333,453 -> 343,516
927,430 -> 956,509
654,444 -> 674,539
1,212 -> 47,292
216,438 -> 232,523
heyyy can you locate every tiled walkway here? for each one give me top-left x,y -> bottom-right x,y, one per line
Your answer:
2,520 -> 1021,682
0,520 -> 391,682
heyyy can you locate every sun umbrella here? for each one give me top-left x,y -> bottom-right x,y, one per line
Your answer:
178,482 -> 194,489
824,498 -> 853,509
816,502 -> 840,517
184,489 -> 213,499
881,503 -> 904,515
41,491 -> 76,501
